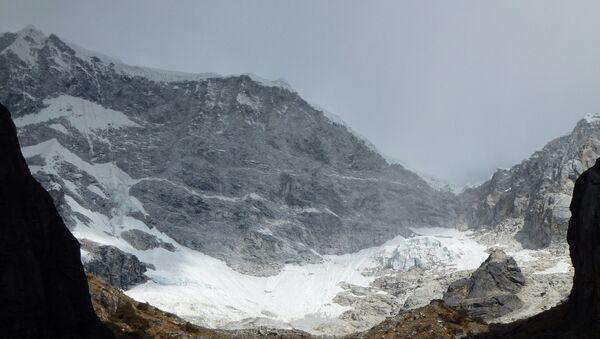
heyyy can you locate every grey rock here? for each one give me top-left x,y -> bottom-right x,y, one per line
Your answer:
80,240 -> 150,290
444,249 -> 525,320
459,117 -> 600,249
120,229 -> 175,252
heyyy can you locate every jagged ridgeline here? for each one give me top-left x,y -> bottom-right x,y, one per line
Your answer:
459,115 -> 600,249
0,25 -> 457,277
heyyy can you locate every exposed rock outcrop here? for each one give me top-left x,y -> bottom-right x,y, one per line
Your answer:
120,229 -> 175,252
443,249 -> 525,319
81,240 -> 151,290
0,103 -> 112,338
460,116 -> 600,249
348,300 -> 488,339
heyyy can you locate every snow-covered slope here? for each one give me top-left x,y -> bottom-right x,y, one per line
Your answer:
0,25 -> 463,334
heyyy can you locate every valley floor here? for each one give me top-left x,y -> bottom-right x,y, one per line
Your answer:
78,222 -> 574,336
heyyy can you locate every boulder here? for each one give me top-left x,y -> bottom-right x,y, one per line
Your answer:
444,249 -> 525,319
81,240 -> 151,290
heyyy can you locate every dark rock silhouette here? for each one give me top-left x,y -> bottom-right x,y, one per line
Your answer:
443,248 -> 525,320
566,158 -> 600,332
0,103 -> 113,338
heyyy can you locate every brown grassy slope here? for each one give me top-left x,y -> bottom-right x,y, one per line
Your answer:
346,300 -> 488,339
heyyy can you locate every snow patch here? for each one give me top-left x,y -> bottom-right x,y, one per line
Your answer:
236,92 -> 259,110
534,260 -> 571,275
87,184 -> 107,199
48,123 -> 70,134
584,113 -> 600,124
14,95 -> 140,134
1,25 -> 46,65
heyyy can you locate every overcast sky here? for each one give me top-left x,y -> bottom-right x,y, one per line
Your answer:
2,0 -> 600,186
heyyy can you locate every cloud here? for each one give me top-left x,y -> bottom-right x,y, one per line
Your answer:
2,0 -> 600,186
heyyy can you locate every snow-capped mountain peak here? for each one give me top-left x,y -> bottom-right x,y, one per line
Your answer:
1,24 -> 47,65
584,113 -> 600,124
2,25 -> 294,89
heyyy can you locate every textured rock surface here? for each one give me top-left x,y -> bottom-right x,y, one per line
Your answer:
81,240 -> 151,290
460,116 -> 600,249
0,102 -> 112,338
120,229 -> 175,252
443,249 -> 525,319
0,26 -> 457,276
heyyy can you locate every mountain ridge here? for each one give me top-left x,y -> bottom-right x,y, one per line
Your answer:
459,115 -> 600,248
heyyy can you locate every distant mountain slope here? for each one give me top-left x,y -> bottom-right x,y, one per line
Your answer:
459,115 -> 600,248
0,25 -> 457,274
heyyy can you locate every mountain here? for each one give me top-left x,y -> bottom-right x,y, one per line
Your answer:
1,25 -> 457,275
0,25 -> 460,333
459,115 -> 600,248
0,102 -> 112,338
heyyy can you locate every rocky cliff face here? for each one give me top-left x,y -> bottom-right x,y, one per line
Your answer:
0,25 -> 457,276
81,240 -> 152,290
460,116 -> 600,248
0,102 -> 112,338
